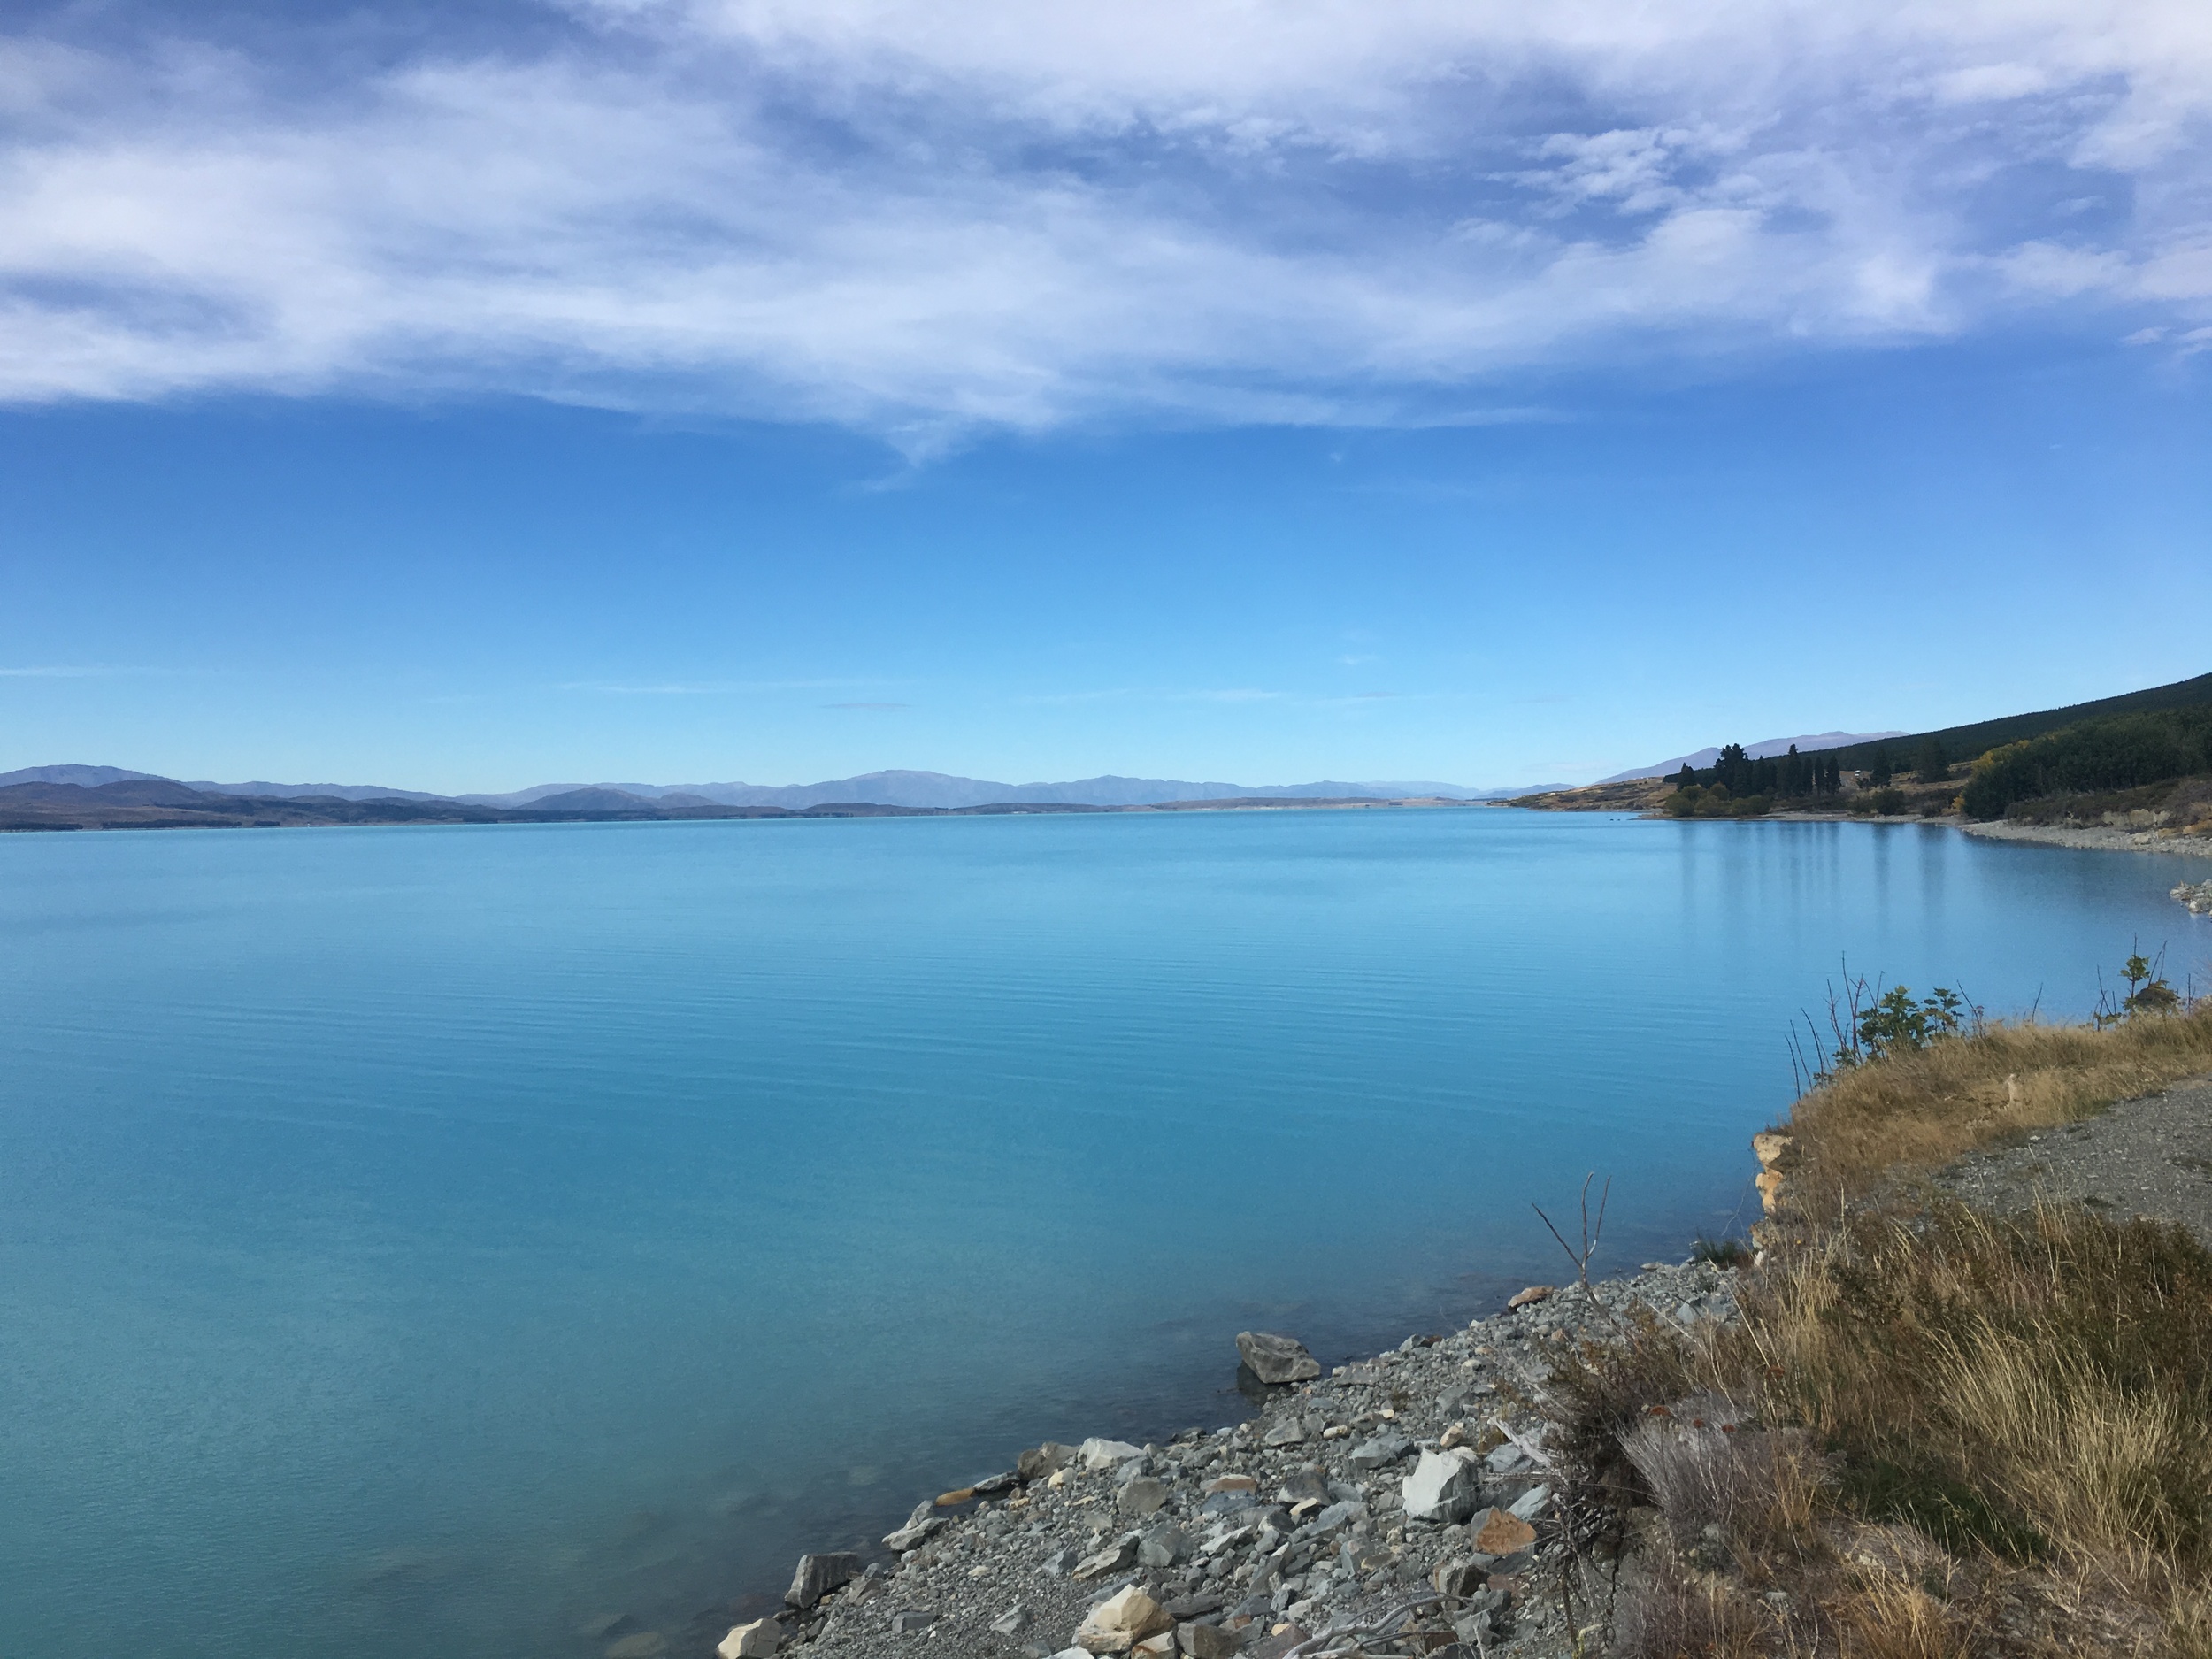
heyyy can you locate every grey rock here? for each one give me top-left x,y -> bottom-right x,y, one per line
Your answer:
1164,1592 -> 1224,1620
1484,1441 -> 1532,1475
1041,1546 -> 1081,1575
1080,1438 -> 1143,1471
1432,1559 -> 1487,1599
1506,1484 -> 1551,1523
1402,1448 -> 1486,1524
1071,1534 -> 1141,1579
1260,1418 -> 1308,1448
991,1607 -> 1033,1637
888,1609 -> 937,1634
1118,1477 -> 1171,1517
1202,1489 -> 1257,1517
1348,1432 -> 1413,1471
1279,1466 -> 1331,1505
1236,1332 -> 1322,1386
785,1552 -> 861,1609
1455,1603 -> 1501,1641
1018,1443 -> 1077,1480
882,1511 -> 946,1552
1310,1500 -> 1366,1537
1139,1525 -> 1191,1567
1179,1624 -> 1241,1659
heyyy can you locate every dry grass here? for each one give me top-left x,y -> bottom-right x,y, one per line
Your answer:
1614,1550 -> 1777,1659
1748,1203 -> 2212,1572
1786,1004 -> 2212,1198
1828,1559 -> 1983,1659
1548,1001 -> 2212,1654
1548,1202 -> 2212,1655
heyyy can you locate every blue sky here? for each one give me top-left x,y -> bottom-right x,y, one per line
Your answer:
3,0 -> 2208,792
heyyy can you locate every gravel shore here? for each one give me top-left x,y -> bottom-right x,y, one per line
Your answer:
720,1260 -> 1745,1659
1933,1075 -> 2212,1245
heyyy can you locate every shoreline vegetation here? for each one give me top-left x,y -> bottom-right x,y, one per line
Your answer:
667,985 -> 2212,1659
1513,680 -> 2212,869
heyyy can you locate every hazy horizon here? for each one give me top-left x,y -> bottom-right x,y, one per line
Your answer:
4,0 -> 2207,791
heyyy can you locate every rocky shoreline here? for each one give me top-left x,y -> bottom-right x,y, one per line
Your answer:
1955,818 -> 2212,859
685,1259 -> 1745,1659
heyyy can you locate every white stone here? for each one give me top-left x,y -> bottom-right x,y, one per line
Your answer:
1401,1447 -> 1485,1523
1080,1437 -> 1144,1471
1073,1585 -> 1172,1655
718,1618 -> 780,1658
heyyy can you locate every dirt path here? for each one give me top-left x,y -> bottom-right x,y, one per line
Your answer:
1933,1076 -> 2212,1243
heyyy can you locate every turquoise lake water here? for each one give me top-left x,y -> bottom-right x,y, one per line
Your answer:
2,810 -> 2205,1658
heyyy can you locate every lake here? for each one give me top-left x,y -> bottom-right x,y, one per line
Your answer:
1,809 -> 2202,1658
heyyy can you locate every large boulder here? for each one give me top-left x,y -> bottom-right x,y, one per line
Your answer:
1080,1437 -> 1144,1471
1118,1477 -> 1171,1517
1235,1332 -> 1321,1386
1073,1585 -> 1173,1655
1071,1533 -> 1141,1579
1019,1442 -> 1078,1480
717,1619 -> 781,1659
784,1552 -> 860,1609
1137,1524 -> 1190,1567
883,1502 -> 948,1552
1401,1448 -> 1486,1523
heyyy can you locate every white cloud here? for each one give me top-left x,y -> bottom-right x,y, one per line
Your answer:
0,0 -> 2208,439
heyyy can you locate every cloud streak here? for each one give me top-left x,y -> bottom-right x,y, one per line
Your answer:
0,0 -> 2206,442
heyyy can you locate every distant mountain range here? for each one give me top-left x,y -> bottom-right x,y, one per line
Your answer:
449,771 -> 1545,810
0,764 -> 1557,810
1597,732 -> 1906,784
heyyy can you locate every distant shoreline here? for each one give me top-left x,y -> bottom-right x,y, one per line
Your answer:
0,787 -> 1493,835
1510,775 -> 2212,861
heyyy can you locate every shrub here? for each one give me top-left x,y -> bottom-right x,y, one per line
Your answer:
1692,1235 -> 1755,1269
1663,785 -> 1771,820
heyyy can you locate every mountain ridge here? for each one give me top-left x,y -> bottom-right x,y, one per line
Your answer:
3,765 -> 1550,809
1598,731 -> 1906,783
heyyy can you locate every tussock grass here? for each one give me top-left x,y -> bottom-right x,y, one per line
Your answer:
1755,1203 -> 2212,1571
1553,996 -> 2212,1654
1550,1202 -> 2212,1655
1787,1003 -> 2212,1198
